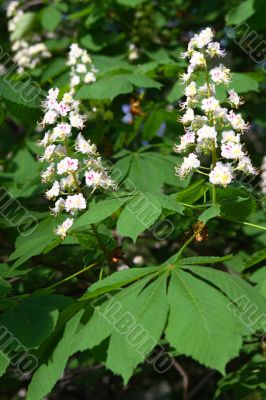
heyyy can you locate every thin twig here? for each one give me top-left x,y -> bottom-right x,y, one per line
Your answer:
189,370 -> 216,399
172,359 -> 189,400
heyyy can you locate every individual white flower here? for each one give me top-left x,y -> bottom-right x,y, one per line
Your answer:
196,27 -> 214,47
198,83 -> 215,96
201,97 -> 220,113
71,75 -> 80,87
209,162 -> 234,187
85,170 -> 103,188
57,157 -> 79,175
174,131 -> 195,153
7,1 -> 19,17
51,198 -> 65,215
38,132 -> 51,147
54,144 -> 67,158
180,72 -> 192,83
81,53 -> 92,64
42,109 -> 58,125
197,125 -> 217,143
210,64 -> 231,84
221,142 -> 244,160
55,218 -> 74,239
52,123 -> 72,140
180,108 -> 195,124
69,111 -> 86,129
213,107 -> 228,121
176,153 -> 200,178
237,156 -> 258,175
76,63 -> 87,74
227,111 -> 249,131
48,88 -> 59,99
84,72 -> 96,84
45,181 -> 60,200
221,130 -> 240,144
128,43 -> 139,60
65,193 -> 87,213
75,133 -> 97,154
206,42 -> 226,57
67,44 -> 84,64
57,101 -> 70,117
228,90 -> 244,108
185,81 -> 197,97
59,175 -> 76,190
190,51 -> 206,69
62,93 -> 73,103
43,89 -> 59,111
260,157 -> 266,192
41,163 -> 55,183
40,144 -> 56,162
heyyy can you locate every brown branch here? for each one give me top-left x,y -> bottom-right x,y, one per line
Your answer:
172,359 -> 189,400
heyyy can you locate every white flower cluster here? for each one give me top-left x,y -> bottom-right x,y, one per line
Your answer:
38,88 -> 116,239
174,28 -> 257,187
7,1 -> 51,74
260,156 -> 266,194
67,44 -> 97,93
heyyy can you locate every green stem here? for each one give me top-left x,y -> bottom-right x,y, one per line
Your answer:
225,219 -> 266,231
205,61 -> 217,205
177,233 -> 196,259
45,262 -> 98,290
91,224 -> 111,262
196,169 -> 209,176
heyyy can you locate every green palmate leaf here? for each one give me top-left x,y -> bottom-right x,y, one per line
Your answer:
176,180 -> 205,204
76,74 -> 160,101
28,275 -> 152,400
180,255 -> 233,265
142,110 -> 167,140
0,294 -> 71,349
0,351 -> 9,378
226,0 -> 255,25
166,269 -> 243,373
76,75 -> 132,100
81,266 -> 160,300
229,73 -> 259,93
80,34 -> 105,51
116,0 -> 145,6
117,192 -> 162,241
41,58 -> 69,83
10,12 -> 36,41
167,81 -> 184,103
0,278 -> 11,297
106,273 -> 169,383
92,55 -> 134,74
184,266 -> 266,333
158,194 -> 184,214
9,217 -> 58,268
243,248 -> 266,269
216,187 -> 256,222
74,197 -> 128,230
126,74 -> 161,89
113,150 -> 182,194
41,6 -> 62,31
198,204 -> 221,224
249,266 -> 266,284
0,78 -> 43,109
26,310 -> 84,400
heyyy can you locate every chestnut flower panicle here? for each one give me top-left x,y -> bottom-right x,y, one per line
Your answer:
175,28 -> 258,186
38,88 -> 117,239
6,1 -> 51,74
67,44 -> 98,94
